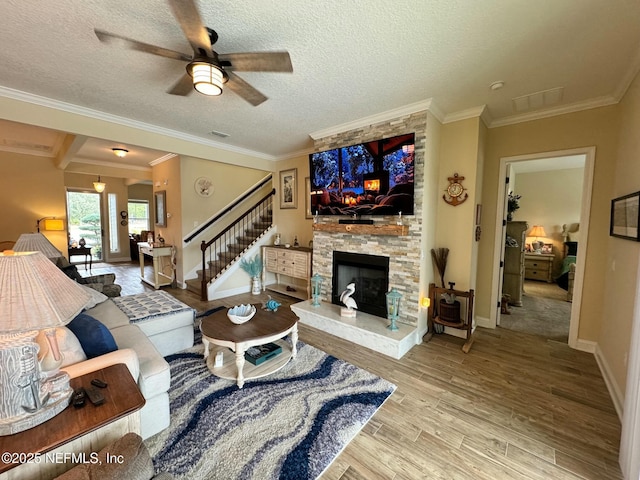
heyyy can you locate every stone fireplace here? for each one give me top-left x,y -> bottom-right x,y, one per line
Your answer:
291,111 -> 428,359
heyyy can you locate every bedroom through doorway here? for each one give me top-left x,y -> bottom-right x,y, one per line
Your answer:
495,149 -> 592,345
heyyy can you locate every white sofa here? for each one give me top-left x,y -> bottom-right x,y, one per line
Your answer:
60,296 -> 195,439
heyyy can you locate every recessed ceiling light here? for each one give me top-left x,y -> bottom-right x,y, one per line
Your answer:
490,81 -> 505,91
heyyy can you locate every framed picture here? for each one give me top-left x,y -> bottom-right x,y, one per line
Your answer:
279,168 -> 297,209
610,191 -> 640,241
541,243 -> 553,254
305,177 -> 313,219
155,190 -> 167,227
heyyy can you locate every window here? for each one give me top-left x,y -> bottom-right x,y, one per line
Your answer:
108,193 -> 119,253
128,200 -> 150,234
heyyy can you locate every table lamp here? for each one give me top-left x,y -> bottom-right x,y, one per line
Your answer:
529,225 -> 547,253
0,251 -> 92,435
13,233 -> 64,262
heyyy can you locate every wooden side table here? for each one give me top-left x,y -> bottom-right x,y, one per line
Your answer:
68,246 -> 92,271
0,363 -> 145,479
138,243 -> 173,289
524,253 -> 554,282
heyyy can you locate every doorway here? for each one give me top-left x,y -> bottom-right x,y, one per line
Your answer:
66,190 -> 104,262
490,147 -> 595,349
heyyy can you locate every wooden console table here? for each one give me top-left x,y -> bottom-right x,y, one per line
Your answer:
68,246 -> 92,271
138,242 -> 173,289
0,363 -> 144,479
262,246 -> 312,300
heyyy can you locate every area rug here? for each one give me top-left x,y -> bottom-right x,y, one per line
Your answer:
145,340 -> 396,479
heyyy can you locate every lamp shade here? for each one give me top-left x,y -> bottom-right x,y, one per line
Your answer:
0,251 -> 92,332
529,225 -> 547,238
14,233 -> 64,261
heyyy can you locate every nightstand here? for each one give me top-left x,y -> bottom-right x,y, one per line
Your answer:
524,253 -> 554,282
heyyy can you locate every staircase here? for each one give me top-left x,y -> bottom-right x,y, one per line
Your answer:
185,189 -> 274,300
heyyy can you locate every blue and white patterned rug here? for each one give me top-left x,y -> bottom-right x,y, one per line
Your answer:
145,339 -> 396,479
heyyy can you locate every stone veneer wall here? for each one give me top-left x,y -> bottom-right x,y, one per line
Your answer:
313,111 -> 427,327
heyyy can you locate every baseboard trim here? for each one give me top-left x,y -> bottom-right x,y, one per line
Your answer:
573,338 -> 596,353
475,315 -> 493,328
594,343 -> 624,421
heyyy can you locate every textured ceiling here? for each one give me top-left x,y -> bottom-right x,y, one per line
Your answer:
1,0 -> 640,165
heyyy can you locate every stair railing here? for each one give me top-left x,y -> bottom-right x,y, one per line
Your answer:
199,189 -> 275,300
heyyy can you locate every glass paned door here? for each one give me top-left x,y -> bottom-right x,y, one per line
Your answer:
66,190 -> 103,261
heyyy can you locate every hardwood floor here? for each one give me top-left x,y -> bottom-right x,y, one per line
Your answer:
94,262 -> 623,479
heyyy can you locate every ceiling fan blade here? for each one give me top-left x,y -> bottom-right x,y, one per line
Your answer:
167,73 -> 194,96
218,52 -> 293,72
225,71 -> 268,106
94,29 -> 192,62
168,0 -> 212,56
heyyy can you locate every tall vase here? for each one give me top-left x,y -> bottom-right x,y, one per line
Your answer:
251,276 -> 262,295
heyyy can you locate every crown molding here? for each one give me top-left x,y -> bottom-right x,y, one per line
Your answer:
309,99 -> 435,140
0,86 -> 276,161
149,153 -> 178,166
488,95 -> 619,128
443,105 -> 489,125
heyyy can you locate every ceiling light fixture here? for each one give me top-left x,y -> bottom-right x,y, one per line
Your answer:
93,176 -> 106,193
112,148 -> 129,158
188,59 -> 227,96
490,81 -> 505,91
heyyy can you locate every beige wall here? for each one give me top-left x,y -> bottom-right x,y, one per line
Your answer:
435,117 -> 483,292
272,154 -> 314,249
478,106 -> 619,343
600,70 -> 640,396
515,167 -> 584,274
0,152 -> 67,253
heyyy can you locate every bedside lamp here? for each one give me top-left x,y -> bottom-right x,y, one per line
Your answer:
14,233 -> 64,262
529,225 -> 547,253
0,251 -> 92,435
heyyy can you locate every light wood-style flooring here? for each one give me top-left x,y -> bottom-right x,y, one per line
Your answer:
94,262 -> 623,479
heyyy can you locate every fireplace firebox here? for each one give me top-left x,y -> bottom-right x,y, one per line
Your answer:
332,251 -> 389,318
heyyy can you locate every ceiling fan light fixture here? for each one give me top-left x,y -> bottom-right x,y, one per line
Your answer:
112,147 -> 129,158
190,61 -> 224,96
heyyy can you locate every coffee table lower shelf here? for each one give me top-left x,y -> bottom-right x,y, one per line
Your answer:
206,339 -> 292,383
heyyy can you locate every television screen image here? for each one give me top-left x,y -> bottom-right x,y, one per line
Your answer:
309,132 -> 415,216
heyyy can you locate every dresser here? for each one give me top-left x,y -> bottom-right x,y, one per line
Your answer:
502,221 -> 528,306
525,253 -> 554,282
262,246 -> 312,300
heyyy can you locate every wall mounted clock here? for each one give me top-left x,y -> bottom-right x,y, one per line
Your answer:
195,177 -> 213,197
443,173 -> 468,206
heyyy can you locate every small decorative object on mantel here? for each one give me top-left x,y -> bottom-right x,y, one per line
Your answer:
78,238 -> 86,247
385,287 -> 402,331
339,282 -> 358,317
443,173 -> 468,206
262,295 -> 282,312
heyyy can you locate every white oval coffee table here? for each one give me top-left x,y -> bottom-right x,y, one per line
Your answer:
200,306 -> 298,388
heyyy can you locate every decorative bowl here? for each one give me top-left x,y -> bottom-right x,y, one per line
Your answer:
227,304 -> 256,324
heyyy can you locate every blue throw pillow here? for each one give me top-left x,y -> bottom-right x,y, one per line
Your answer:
67,313 -> 118,359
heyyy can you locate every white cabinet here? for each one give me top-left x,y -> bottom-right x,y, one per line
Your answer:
139,243 -> 173,289
262,246 -> 312,300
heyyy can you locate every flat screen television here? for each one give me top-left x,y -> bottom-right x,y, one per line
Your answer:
309,132 -> 415,216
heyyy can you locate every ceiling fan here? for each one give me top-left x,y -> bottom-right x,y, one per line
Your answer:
94,0 -> 292,106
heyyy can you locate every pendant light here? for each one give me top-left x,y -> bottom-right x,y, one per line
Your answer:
93,176 -> 106,193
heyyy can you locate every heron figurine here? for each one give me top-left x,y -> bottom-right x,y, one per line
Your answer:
340,282 -> 358,317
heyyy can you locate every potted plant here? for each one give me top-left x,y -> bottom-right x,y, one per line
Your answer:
240,254 -> 263,295
507,191 -> 521,221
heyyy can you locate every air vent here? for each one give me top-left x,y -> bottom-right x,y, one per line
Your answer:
512,87 -> 564,113
209,130 -> 230,138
